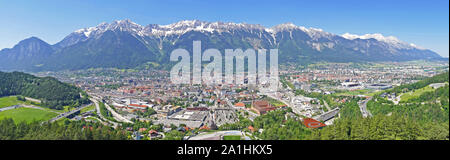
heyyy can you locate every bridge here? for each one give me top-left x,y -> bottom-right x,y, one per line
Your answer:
48,104 -> 91,123
314,108 -> 340,122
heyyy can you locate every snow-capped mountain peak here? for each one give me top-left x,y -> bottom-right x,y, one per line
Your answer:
73,19 -> 336,38
160,20 -> 203,29
74,19 -> 145,38
75,27 -> 98,37
270,23 -> 334,39
341,33 -> 421,49
66,19 -> 427,51
2,19 -> 443,72
110,19 -> 143,29
342,33 -> 400,43
270,23 -> 300,32
142,20 -> 267,36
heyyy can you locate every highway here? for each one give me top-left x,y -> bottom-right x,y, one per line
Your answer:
358,97 -> 373,118
48,103 -> 91,123
313,108 -> 340,122
89,94 -> 133,123
267,93 -> 291,108
104,102 -> 133,123
90,97 -> 119,128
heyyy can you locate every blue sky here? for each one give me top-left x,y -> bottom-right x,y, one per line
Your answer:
0,0 -> 448,57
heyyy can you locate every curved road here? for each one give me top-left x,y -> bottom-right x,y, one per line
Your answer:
359,97 -> 373,118
90,98 -> 119,128
104,102 -> 133,123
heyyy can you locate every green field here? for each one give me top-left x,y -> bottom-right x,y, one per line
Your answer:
0,96 -> 23,108
99,102 -> 116,122
222,135 -> 242,140
0,96 -> 44,108
54,117 -> 70,125
266,97 -> 287,107
334,89 -> 373,96
400,86 -> 435,102
0,107 -> 58,123
80,105 -> 95,113
0,96 -> 65,115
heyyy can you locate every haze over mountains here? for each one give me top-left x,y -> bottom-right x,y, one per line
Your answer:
0,19 -> 443,72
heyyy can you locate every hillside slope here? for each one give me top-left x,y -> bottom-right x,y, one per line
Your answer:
0,71 -> 90,109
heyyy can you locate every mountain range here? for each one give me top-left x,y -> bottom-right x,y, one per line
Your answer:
0,19 -> 444,72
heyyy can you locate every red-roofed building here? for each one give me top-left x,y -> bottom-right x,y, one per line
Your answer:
128,104 -> 148,112
251,100 -> 276,115
199,125 -> 210,130
148,129 -> 158,134
148,129 -> 162,139
248,126 -> 255,132
234,102 -> 245,108
217,99 -> 227,105
139,128 -> 147,132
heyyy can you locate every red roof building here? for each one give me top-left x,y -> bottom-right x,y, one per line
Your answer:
199,125 -> 210,130
234,102 -> 245,108
251,100 -> 276,115
128,104 -> 148,111
248,126 -> 255,132
139,128 -> 147,132
148,129 -> 158,134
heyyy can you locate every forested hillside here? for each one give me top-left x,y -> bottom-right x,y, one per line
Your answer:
389,72 -> 449,94
0,71 -> 90,109
309,72 -> 449,140
0,118 -> 127,140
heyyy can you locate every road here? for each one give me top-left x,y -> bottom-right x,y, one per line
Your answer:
90,98 -> 119,128
223,98 -> 257,121
244,109 -> 258,121
266,92 -> 303,115
89,95 -> 133,123
0,105 -> 22,112
313,107 -> 340,122
266,92 -> 291,108
104,102 -> 133,123
48,103 -> 91,123
188,130 -> 250,140
83,116 -> 109,126
358,97 -> 373,118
